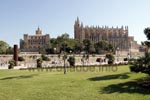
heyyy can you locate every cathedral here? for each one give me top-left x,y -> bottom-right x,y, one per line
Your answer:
74,17 -> 139,53
20,27 -> 50,52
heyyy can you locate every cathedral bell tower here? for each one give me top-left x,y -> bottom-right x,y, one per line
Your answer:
36,27 -> 42,35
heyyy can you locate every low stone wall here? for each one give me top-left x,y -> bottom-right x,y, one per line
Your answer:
0,53 -> 143,69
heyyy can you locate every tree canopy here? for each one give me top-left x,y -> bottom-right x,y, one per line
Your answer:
94,40 -> 114,54
0,41 -> 13,54
142,27 -> 150,51
144,27 -> 150,40
44,33 -> 115,54
130,27 -> 150,76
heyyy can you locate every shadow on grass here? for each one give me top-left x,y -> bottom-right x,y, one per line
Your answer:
100,80 -> 150,94
88,72 -> 130,81
0,74 -> 38,80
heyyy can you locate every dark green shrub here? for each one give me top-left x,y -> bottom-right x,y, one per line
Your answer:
8,59 -> 15,69
68,56 -> 75,66
130,65 -> 141,73
129,52 -> 150,75
18,56 -> 25,61
41,55 -> 50,61
108,60 -> 114,64
37,58 -> 43,68
96,58 -> 101,62
124,58 -> 128,61
105,53 -> 114,64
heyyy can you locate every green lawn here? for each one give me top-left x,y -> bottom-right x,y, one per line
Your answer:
0,65 -> 150,100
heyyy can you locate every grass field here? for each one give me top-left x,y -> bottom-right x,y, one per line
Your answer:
0,65 -> 150,100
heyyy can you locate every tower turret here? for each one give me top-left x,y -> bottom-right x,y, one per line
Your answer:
36,27 -> 42,35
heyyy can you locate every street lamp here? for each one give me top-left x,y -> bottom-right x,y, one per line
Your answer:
54,48 -> 56,54
70,50 -> 72,54
63,41 -> 67,74
130,41 -> 132,59
117,47 -> 119,62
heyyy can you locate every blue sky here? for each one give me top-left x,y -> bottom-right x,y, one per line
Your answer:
0,0 -> 149,46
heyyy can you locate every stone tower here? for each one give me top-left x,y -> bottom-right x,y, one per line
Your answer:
36,27 -> 42,35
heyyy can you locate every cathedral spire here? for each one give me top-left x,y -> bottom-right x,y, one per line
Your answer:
76,16 -> 80,23
121,25 -> 124,29
81,22 -> 83,28
127,26 -> 128,29
37,26 -> 40,31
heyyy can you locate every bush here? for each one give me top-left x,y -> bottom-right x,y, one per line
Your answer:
41,55 -> 50,61
124,58 -> 128,61
96,58 -> 103,62
68,56 -> 75,66
18,56 -> 25,61
130,65 -> 142,73
108,60 -> 114,64
37,58 -> 43,68
105,53 -> 114,64
8,59 -> 15,69
96,58 -> 101,62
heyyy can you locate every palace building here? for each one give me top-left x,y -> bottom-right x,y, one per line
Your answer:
20,27 -> 50,52
74,17 -> 139,54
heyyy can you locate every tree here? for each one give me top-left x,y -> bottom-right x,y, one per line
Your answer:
60,33 -> 69,39
94,40 -> 114,54
48,38 -> 59,54
39,47 -> 46,54
6,47 -> 13,54
0,41 -> 9,54
130,27 -> 150,75
144,27 -> 150,40
94,40 -> 105,54
108,44 -> 115,53
48,33 -> 71,54
61,41 -> 68,53
67,38 -> 76,53
74,40 -> 82,54
90,42 -> 95,53
130,52 -> 150,74
47,34 -> 115,54
83,39 -> 92,54
142,27 -> 150,52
